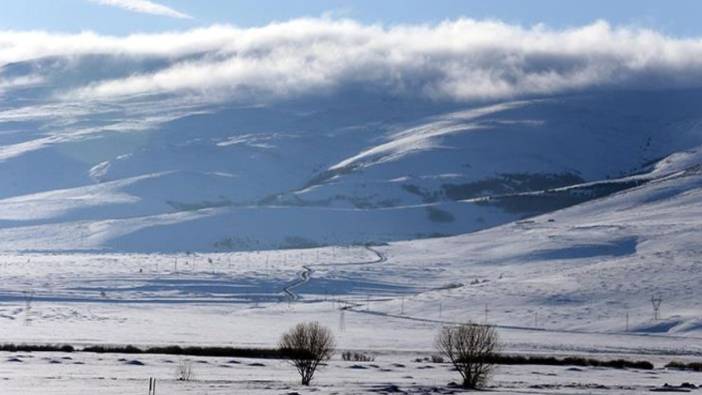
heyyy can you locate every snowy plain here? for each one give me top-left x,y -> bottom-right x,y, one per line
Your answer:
1,157 -> 702,392
0,351 -> 699,394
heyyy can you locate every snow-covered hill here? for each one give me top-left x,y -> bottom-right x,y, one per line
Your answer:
4,51 -> 702,251
2,151 -> 702,347
370,151 -> 702,336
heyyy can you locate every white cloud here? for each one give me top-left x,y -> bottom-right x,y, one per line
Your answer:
3,18 -> 702,103
90,0 -> 192,19
0,75 -> 44,95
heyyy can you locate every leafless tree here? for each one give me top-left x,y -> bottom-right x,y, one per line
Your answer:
435,323 -> 500,389
279,321 -> 335,385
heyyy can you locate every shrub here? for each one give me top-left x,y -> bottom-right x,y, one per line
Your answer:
342,351 -> 375,362
81,344 -> 282,359
176,359 -> 194,381
83,345 -> 142,354
435,323 -> 499,389
486,354 -> 653,370
0,344 -> 74,353
279,322 -> 335,386
488,354 -> 653,370
666,361 -> 702,372
430,355 -> 445,363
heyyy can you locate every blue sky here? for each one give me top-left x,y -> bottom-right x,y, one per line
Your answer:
1,0 -> 701,37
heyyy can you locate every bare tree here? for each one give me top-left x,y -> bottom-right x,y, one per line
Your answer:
435,323 -> 500,389
279,321 -> 335,386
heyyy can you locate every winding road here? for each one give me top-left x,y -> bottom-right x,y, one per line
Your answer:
281,265 -> 313,301
281,246 -> 386,300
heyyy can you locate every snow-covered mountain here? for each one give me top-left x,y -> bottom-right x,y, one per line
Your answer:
4,53 -> 702,252
3,148 -> 702,345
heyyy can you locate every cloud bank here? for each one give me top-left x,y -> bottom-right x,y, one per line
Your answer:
90,0 -> 192,19
2,18 -> 702,103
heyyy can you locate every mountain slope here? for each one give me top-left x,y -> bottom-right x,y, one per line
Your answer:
4,54 -> 702,251
360,151 -> 702,335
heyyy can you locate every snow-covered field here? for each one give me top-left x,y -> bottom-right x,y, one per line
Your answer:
0,351 -> 699,394
0,154 -> 700,392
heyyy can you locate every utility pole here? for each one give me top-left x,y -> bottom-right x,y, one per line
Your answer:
24,290 -> 33,326
625,312 -> 629,331
339,309 -> 346,332
651,295 -> 663,321
484,304 -> 489,324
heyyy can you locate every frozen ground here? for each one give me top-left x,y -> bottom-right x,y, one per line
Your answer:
0,351 -> 699,394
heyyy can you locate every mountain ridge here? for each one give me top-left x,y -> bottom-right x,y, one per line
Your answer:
3,54 -> 702,251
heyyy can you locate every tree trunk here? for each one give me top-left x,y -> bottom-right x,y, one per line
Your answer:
463,374 -> 475,389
